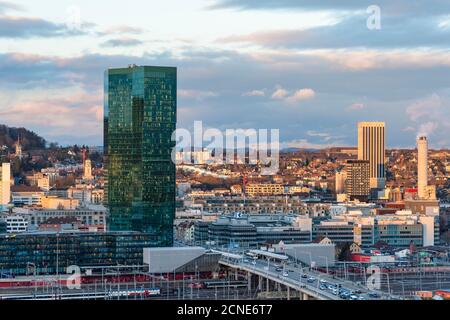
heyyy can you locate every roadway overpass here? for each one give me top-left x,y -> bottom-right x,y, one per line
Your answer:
218,251 -> 399,300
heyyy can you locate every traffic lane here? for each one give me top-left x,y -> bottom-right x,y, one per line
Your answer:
246,259 -> 384,300
242,259 -> 339,300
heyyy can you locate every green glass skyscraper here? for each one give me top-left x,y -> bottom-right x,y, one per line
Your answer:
104,65 -> 176,246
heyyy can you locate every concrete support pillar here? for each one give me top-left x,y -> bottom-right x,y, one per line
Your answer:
302,292 -> 309,300
247,272 -> 251,292
266,278 -> 269,293
258,276 -> 262,291
234,269 -> 238,280
287,287 -> 290,300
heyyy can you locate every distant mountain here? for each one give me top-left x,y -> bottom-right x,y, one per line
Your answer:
0,124 -> 46,150
280,147 -> 322,153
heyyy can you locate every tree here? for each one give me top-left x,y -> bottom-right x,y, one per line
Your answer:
337,242 -> 352,261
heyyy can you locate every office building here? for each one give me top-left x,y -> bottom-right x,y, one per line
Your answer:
12,206 -> 106,231
404,199 -> 440,216
0,232 -> 151,275
0,219 -> 6,234
313,222 -> 377,247
194,214 -> 311,248
345,160 -> 370,202
3,215 -> 28,233
357,122 -> 386,189
104,65 -> 177,246
41,196 -> 79,210
11,185 -> 44,207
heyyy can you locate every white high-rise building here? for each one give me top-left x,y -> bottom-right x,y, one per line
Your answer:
0,163 -> 11,208
357,122 -> 386,189
417,136 -> 428,199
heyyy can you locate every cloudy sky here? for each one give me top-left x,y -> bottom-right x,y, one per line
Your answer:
0,0 -> 449,148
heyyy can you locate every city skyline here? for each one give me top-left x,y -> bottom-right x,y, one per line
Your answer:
0,1 -> 448,148
0,1 -> 449,305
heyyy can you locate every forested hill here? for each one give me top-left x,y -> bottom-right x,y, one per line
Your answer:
0,124 -> 46,150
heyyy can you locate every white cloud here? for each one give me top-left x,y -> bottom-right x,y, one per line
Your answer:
178,89 -> 218,100
243,89 -> 265,97
102,25 -> 145,35
406,93 -> 450,139
406,93 -> 442,122
271,85 -> 289,99
0,86 -> 103,144
271,86 -> 315,104
347,102 -> 364,111
417,122 -> 439,138
282,139 -> 335,150
286,88 -> 315,103
306,130 -> 329,138
402,126 -> 416,132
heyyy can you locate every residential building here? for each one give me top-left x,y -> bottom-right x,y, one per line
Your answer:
245,184 -> 285,196
345,160 -> 370,202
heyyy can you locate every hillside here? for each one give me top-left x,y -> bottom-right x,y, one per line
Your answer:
0,124 -> 46,150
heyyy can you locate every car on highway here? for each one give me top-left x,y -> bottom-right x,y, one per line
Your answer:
319,284 -> 327,290
282,271 -> 289,277
339,292 -> 350,299
301,274 -> 308,279
332,288 -> 339,295
307,277 -> 315,283
349,294 -> 359,300
275,267 -> 283,272
368,292 -> 380,298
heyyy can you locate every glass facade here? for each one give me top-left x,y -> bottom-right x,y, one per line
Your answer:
104,65 -> 176,246
0,232 -> 151,275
